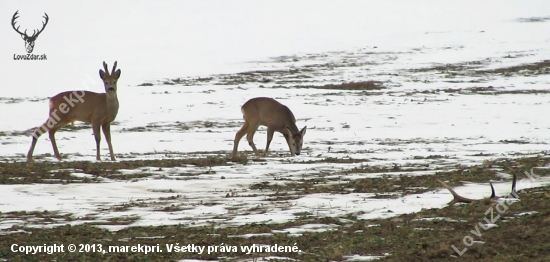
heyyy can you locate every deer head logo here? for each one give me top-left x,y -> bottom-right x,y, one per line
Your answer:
11,11 -> 49,54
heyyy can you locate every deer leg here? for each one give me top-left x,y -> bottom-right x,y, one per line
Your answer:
44,116 -> 70,161
92,122 -> 101,161
102,123 -> 115,161
27,125 -> 48,162
232,121 -> 249,158
27,136 -> 39,163
246,122 -> 261,156
48,129 -> 62,160
264,127 -> 275,157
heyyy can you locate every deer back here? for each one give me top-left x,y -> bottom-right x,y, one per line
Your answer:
243,97 -> 298,133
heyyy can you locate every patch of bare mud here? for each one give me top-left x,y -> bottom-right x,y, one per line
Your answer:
2,183 -> 550,261
478,60 -> 550,76
409,59 -> 550,79
0,97 -> 48,104
517,16 -> 550,23
410,60 -> 489,75
136,46 -> 550,104
1,122 -> 122,138
121,120 -> 243,133
265,80 -> 385,91
138,48 -> 402,88
412,86 -> 550,96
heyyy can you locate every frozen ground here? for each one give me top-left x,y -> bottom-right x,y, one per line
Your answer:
1,1 -> 550,260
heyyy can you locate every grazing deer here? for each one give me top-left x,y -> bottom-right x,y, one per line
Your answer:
27,61 -> 121,162
436,175 -> 518,205
232,97 -> 307,158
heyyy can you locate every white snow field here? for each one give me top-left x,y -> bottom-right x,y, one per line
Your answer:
1,1 -> 550,260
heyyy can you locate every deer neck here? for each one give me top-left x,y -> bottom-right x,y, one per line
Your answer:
105,92 -> 119,117
286,123 -> 299,134
282,107 -> 299,134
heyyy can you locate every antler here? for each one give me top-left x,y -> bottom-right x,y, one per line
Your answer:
11,10 -> 26,37
103,61 -> 110,76
437,175 -> 518,206
11,11 -> 49,39
31,13 -> 49,38
507,174 -> 518,199
436,179 -> 479,205
111,61 -> 118,75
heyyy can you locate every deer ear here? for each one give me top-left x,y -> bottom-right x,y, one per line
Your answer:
113,69 -> 121,79
99,70 -> 106,80
300,126 -> 307,137
286,127 -> 293,137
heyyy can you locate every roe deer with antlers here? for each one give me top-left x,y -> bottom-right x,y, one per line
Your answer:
437,175 -> 518,206
232,97 -> 307,158
27,61 -> 121,162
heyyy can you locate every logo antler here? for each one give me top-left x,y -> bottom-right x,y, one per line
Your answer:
11,10 -> 49,54
11,11 -> 25,37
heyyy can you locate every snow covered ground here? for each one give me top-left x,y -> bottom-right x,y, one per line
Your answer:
1,0 -> 550,244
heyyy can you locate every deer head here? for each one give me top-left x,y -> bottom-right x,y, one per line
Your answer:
286,126 -> 307,156
11,11 -> 49,54
99,61 -> 121,94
